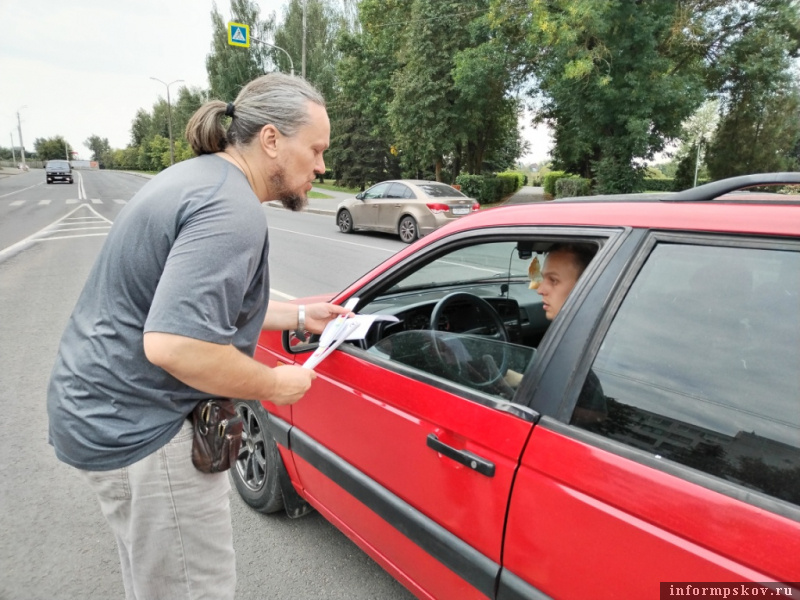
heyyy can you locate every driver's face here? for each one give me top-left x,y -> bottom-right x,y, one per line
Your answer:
537,250 -> 582,321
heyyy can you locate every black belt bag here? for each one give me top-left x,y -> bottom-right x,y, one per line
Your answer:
190,399 -> 243,473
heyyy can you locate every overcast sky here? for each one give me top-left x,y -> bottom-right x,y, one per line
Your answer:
0,0 -> 551,164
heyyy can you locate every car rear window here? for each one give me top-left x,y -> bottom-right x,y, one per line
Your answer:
417,183 -> 466,198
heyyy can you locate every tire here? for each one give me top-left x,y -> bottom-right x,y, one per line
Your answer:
398,215 -> 418,243
230,400 -> 284,514
46,179 -> 52,184
68,178 -> 73,184
337,209 -> 354,233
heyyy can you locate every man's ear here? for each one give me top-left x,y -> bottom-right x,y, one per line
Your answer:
259,124 -> 280,159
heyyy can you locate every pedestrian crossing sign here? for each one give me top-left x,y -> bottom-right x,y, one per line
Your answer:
228,22 -> 250,48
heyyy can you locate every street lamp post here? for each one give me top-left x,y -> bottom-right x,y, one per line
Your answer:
150,77 -> 184,166
16,107 -> 27,170
10,133 -> 16,166
252,36 -> 294,75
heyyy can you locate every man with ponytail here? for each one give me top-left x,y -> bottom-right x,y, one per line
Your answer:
47,73 -> 347,599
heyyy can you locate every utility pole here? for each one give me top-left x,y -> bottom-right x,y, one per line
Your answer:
302,0 -> 307,78
693,137 -> 703,188
150,77 -> 184,166
16,109 -> 26,170
64,139 -> 70,161
10,133 -> 16,165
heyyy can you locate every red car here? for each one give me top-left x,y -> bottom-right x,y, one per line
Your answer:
232,173 -> 800,599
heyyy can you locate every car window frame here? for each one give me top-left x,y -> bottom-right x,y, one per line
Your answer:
363,183 -> 390,200
386,182 -> 411,199
329,225 -> 626,421
539,229 -> 800,522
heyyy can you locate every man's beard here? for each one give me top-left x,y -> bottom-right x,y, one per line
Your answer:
270,167 -> 308,212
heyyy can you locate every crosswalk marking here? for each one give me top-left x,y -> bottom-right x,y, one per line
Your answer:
3,198 -> 124,206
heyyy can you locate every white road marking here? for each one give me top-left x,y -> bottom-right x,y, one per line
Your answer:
91,198 -> 103,204
270,227 -> 396,253
0,203 -> 113,262
269,289 -> 295,300
0,181 -> 42,199
66,199 -> 78,204
113,199 -> 126,204
38,199 -> 51,205
10,200 -> 24,206
39,233 -> 110,242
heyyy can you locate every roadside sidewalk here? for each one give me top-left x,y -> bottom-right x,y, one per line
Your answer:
0,166 -> 28,178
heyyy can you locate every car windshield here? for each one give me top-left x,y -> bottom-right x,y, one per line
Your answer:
417,183 -> 467,198
48,161 -> 69,168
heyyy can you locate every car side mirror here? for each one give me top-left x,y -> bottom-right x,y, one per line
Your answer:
356,192 -> 365,200
282,329 -> 319,355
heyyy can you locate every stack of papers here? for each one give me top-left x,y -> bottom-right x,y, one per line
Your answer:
302,309 -> 399,370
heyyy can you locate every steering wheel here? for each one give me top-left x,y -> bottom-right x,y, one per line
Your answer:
428,292 -> 510,388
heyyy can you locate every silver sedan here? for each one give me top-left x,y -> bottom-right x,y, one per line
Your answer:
336,180 -> 479,243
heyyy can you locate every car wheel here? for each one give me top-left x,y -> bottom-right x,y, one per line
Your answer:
46,179 -> 52,184
68,178 -> 73,184
230,399 -> 284,514
337,209 -> 354,233
398,216 -> 418,243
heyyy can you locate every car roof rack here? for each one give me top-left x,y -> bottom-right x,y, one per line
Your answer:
668,172 -> 800,202
553,172 -> 800,204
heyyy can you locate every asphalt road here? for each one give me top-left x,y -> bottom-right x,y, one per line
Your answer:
0,167 -> 412,599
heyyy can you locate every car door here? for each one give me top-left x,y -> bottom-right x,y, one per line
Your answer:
281,234 -> 580,600
501,233 -> 800,599
350,182 -> 390,229
376,182 -> 415,232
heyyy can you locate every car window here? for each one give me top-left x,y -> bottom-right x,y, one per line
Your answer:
359,239 -> 599,404
48,161 -> 70,168
574,242 -> 800,507
416,183 -> 466,198
363,183 -> 390,199
386,183 -> 412,199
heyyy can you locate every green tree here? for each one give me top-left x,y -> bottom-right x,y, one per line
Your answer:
388,0 -> 474,181
506,1 -> 706,193
130,109 -> 154,147
450,10 -> 520,175
34,136 -> 72,161
85,135 -> 112,166
273,0 -> 342,100
492,0 -> 800,192
206,0 -> 275,102
704,4 -> 800,178
171,86 -> 208,143
327,0 -> 404,188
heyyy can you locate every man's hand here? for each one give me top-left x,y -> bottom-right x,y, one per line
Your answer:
304,302 -> 353,334
269,365 -> 317,405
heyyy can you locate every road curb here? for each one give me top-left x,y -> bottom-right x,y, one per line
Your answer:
267,201 -> 335,216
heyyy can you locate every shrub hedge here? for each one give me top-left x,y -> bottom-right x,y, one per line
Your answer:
555,176 -> 592,198
543,170 -> 568,196
642,177 -> 711,192
455,172 -> 523,204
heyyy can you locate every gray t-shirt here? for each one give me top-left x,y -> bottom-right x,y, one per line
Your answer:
47,154 -> 270,470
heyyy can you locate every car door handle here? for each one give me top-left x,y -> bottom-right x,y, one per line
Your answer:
426,434 -> 495,477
